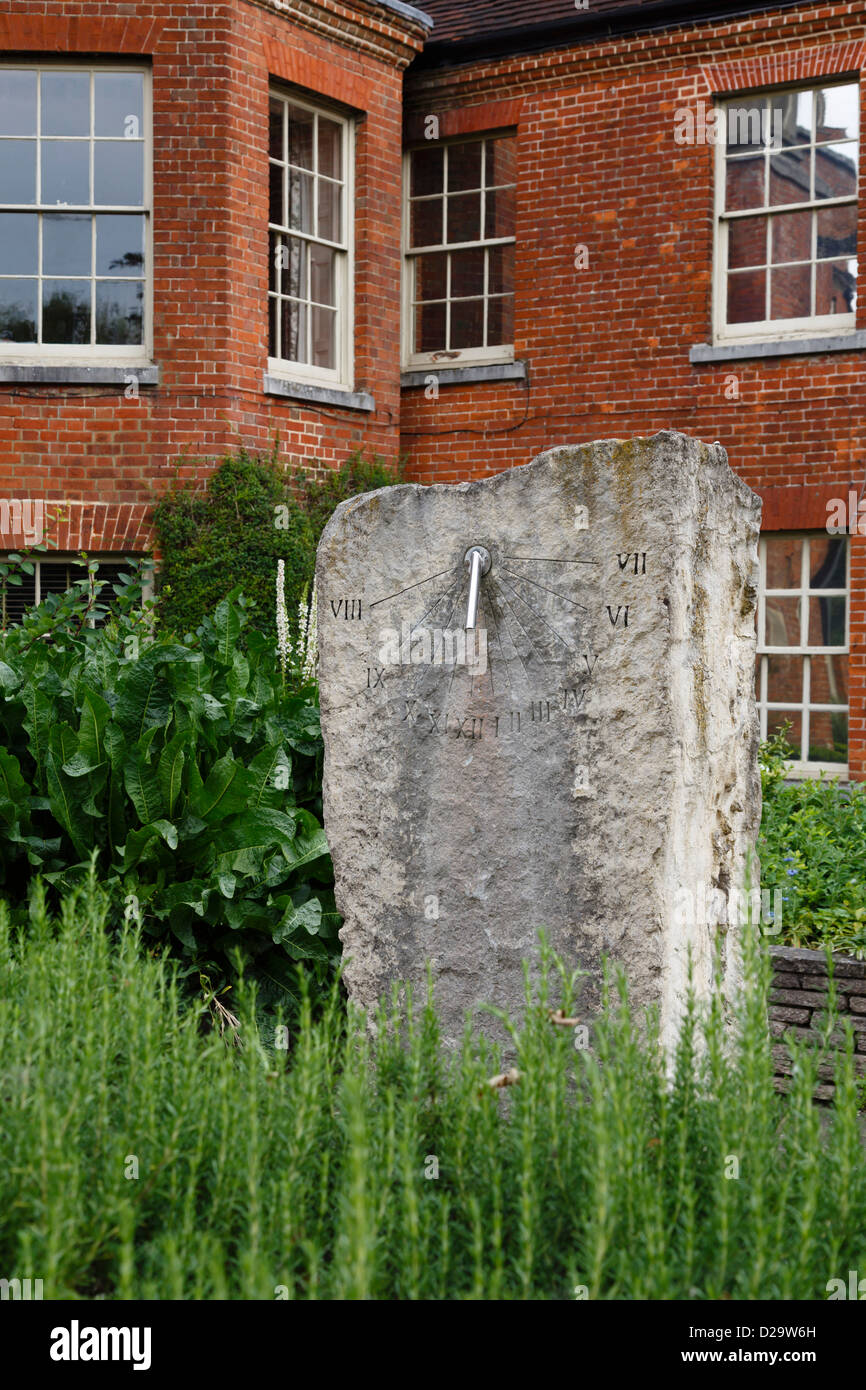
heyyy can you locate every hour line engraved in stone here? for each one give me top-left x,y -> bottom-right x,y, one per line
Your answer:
369,566 -> 460,609
607,604 -> 630,627
495,574 -> 576,653
499,566 -> 588,612
503,556 -> 597,564
486,585 -> 536,687
404,572 -> 468,702
617,553 -> 648,574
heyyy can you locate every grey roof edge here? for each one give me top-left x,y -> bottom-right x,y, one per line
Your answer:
374,0 -> 434,31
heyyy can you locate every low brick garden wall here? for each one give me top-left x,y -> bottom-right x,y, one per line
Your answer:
769,946 -> 866,1102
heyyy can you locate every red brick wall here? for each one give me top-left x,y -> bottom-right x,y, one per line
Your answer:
0,0 -> 423,552
401,4 -> 866,777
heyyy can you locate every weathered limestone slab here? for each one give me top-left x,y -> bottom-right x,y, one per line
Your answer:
316,431 -> 761,1046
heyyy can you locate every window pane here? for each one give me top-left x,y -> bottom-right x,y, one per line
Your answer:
817,204 -> 857,258
414,251 -> 447,301
726,100 -> 767,153
809,710 -> 847,762
450,297 -> 484,348
0,140 -> 36,203
767,710 -> 802,756
815,258 -> 857,315
0,70 -> 37,136
269,100 -> 283,161
317,118 -> 342,179
410,146 -> 443,198
765,536 -> 801,588
410,196 -> 443,248
310,242 -> 335,306
780,89 -> 813,147
95,279 -> 143,344
809,535 -> 846,588
729,215 -> 767,268
488,242 -> 514,293
95,213 -> 144,276
769,149 -> 810,206
450,247 -> 484,298
281,298 -> 306,362
727,268 -> 765,322
766,654 -> 804,703
815,84 -> 858,143
487,294 -> 513,347
814,142 -> 857,199
808,595 -> 845,646
765,595 -> 801,646
726,155 -> 765,210
0,212 -> 37,274
278,236 -> 306,300
0,278 -> 37,342
287,105 -> 314,170
771,209 -> 810,263
415,299 -> 446,352
770,262 -> 810,319
269,161 -> 283,225
94,141 -> 144,205
41,72 -> 90,136
94,73 -> 143,139
42,140 -> 90,204
484,185 -> 515,240
447,141 -> 482,191
42,279 -> 91,343
268,294 -> 278,357
311,304 -> 336,369
287,170 -> 313,234
43,212 -> 91,276
317,178 -> 341,242
447,191 -> 480,243
810,652 -> 847,705
485,135 -> 516,187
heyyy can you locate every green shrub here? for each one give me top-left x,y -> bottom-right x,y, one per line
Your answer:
0,561 -> 337,1011
153,447 -> 314,641
153,446 -> 404,640
0,877 -> 863,1300
759,728 -> 866,957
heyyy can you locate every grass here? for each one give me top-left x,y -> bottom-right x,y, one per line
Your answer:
2,874 -> 865,1300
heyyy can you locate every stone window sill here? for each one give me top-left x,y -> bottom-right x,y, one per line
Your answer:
401,361 -> 528,388
690,332 -> 866,364
0,364 -> 159,385
263,373 -> 375,411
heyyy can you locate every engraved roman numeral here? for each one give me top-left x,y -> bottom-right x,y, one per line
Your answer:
330,598 -> 362,618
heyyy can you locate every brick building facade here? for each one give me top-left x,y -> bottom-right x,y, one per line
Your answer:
0,0 -> 864,777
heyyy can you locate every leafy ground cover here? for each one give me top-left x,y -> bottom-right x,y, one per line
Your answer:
0,563 -> 337,1012
759,728 -> 866,958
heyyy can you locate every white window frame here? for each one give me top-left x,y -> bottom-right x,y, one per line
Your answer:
756,531 -> 849,778
402,131 -> 516,371
0,61 -> 153,365
713,81 -> 859,347
267,89 -> 354,392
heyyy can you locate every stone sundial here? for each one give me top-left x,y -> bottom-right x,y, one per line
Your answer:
317,432 -> 761,1048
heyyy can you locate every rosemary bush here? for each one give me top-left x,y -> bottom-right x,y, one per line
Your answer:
1,876 -> 863,1301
